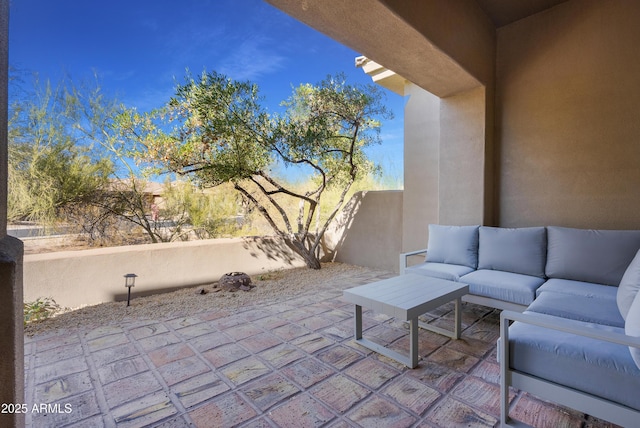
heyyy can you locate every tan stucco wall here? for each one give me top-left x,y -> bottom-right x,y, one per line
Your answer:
401,84 -> 491,251
496,0 -> 640,228
440,86 -> 489,226
24,237 -> 305,309
403,84 -> 440,252
0,1 -> 25,425
0,235 -> 23,428
327,190 -> 403,272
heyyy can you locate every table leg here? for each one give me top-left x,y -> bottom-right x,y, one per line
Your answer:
454,297 -> 462,339
352,304 -> 417,368
355,305 -> 363,340
409,317 -> 419,368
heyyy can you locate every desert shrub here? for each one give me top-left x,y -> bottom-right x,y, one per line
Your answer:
24,297 -> 61,325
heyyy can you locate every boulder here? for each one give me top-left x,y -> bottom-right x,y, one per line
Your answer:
218,272 -> 253,292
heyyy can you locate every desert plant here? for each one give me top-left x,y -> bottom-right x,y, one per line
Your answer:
23,297 -> 60,325
8,75 -> 113,226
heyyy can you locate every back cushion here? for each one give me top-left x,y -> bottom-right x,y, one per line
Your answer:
546,226 -> 640,286
478,226 -> 547,278
426,224 -> 479,268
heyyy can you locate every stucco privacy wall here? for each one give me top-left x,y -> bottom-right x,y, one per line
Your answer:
496,0 -> 640,228
24,237 -> 305,309
326,190 -> 402,272
24,191 -> 403,308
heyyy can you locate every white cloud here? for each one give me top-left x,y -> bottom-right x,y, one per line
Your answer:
156,1 -> 291,82
218,35 -> 287,80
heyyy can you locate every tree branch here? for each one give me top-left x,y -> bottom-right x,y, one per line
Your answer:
233,183 -> 287,238
247,176 -> 295,235
257,172 -> 318,204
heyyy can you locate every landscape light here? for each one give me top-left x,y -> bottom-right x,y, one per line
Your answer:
124,273 -> 137,307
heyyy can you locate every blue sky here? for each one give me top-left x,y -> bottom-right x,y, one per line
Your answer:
9,0 -> 404,185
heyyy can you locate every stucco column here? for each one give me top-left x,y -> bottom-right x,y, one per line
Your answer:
402,83 -> 440,252
0,1 -> 26,427
439,86 -> 491,226
403,83 -> 493,252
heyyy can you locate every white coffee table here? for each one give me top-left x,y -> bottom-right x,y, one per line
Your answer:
343,274 -> 469,368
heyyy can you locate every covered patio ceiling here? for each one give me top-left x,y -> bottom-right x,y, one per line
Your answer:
265,0 -> 568,97
475,0 -> 569,27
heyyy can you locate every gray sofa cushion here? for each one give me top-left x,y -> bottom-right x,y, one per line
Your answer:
405,262 -> 474,282
460,269 -> 545,306
618,249 -> 640,320
626,293 -> 640,369
478,226 -> 546,278
426,224 -> 479,268
528,289 -> 624,328
509,314 -> 640,411
536,278 -> 617,300
546,226 -> 640,286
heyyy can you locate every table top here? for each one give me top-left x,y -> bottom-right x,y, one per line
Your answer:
343,274 -> 469,320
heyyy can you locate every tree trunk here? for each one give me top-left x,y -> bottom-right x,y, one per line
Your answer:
302,253 -> 322,270
288,239 -> 322,269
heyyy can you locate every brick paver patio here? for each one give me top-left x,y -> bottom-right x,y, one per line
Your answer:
24,267 -> 618,427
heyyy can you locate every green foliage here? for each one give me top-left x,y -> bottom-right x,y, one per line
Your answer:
159,180 -> 248,239
141,72 -> 273,184
24,297 -> 60,325
139,71 -> 392,268
277,75 -> 384,186
8,69 -> 395,259
8,75 -> 114,225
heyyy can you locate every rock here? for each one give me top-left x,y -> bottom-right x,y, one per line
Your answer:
218,272 -> 253,292
195,287 -> 208,295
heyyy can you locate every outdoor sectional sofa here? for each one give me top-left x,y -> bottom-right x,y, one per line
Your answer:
399,225 -> 640,427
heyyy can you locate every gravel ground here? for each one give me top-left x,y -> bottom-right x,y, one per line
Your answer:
24,263 -> 377,337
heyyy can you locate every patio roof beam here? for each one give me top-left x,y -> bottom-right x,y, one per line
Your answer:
265,0 -> 490,98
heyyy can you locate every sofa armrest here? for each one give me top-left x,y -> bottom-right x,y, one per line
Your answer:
500,310 -> 640,356
399,249 -> 427,274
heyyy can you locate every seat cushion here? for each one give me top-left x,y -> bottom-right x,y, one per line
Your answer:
546,226 -> 640,286
405,262 -> 474,282
460,269 -> 545,306
478,226 -> 546,278
509,314 -> 640,411
528,289 -> 624,328
425,224 -> 479,269
618,249 -> 640,320
536,278 -> 617,300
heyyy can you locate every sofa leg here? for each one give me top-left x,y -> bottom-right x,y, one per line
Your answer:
500,314 -> 511,427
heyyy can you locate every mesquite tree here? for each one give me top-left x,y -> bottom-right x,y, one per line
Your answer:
142,72 -> 391,269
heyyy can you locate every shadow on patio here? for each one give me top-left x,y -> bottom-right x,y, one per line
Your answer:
24,265 -> 616,427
